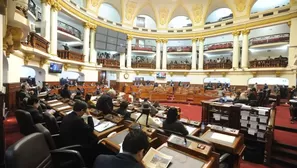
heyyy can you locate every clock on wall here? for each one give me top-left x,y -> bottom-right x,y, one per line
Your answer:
124,73 -> 129,79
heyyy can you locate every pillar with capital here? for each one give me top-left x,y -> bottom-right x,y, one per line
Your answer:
191,38 -> 198,70
89,25 -> 97,64
198,37 -> 205,70
288,18 -> 297,67
162,39 -> 168,70
83,22 -> 92,63
120,53 -> 126,69
232,31 -> 241,69
41,0 -> 51,41
126,35 -> 133,68
241,29 -> 250,68
155,39 -> 162,70
50,1 -> 61,55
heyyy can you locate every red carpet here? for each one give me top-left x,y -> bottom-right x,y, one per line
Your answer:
4,103 -> 296,167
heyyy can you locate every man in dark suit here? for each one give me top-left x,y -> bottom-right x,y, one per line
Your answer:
60,101 -> 112,167
96,89 -> 116,114
93,129 -> 149,168
25,96 -> 44,124
60,84 -> 71,99
116,101 -> 131,120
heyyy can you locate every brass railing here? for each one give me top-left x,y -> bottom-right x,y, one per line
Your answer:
132,63 -> 155,69
132,44 -> 156,52
167,64 -> 191,70
57,50 -> 84,62
58,20 -> 82,39
249,58 -> 288,68
167,46 -> 192,52
249,33 -> 290,46
97,59 -> 120,68
204,62 -> 232,69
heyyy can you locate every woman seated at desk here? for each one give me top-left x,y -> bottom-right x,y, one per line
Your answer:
85,93 -> 96,108
136,104 -> 162,128
163,108 -> 189,136
116,101 -> 132,121
73,91 -> 84,101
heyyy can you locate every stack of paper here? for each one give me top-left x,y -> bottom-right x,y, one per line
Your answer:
249,116 -> 257,122
213,113 -> 221,121
248,128 -> 257,135
211,132 -> 235,143
94,121 -> 116,132
57,106 -> 71,111
185,125 -> 196,135
258,124 -> 267,131
142,148 -> 173,168
240,119 -> 249,127
50,102 -> 63,106
249,121 -> 258,129
259,116 -> 268,124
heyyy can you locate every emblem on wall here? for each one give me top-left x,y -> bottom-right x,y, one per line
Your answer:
159,7 -> 169,25
125,1 -> 137,21
193,4 -> 203,23
235,0 -> 246,12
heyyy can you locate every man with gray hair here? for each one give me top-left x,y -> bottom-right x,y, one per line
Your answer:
96,89 -> 117,114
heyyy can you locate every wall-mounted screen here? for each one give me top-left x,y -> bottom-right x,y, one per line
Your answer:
49,63 -> 63,73
156,72 -> 166,78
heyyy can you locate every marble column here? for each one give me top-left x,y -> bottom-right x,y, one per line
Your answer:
89,26 -> 97,64
191,38 -> 198,70
50,3 -> 60,55
198,37 -> 205,70
232,31 -> 240,69
126,35 -> 133,68
288,19 -> 297,67
120,53 -> 126,69
41,0 -> 51,41
155,39 -> 162,69
162,39 -> 168,70
83,23 -> 91,63
241,29 -> 250,68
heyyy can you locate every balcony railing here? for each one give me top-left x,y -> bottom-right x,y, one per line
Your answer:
57,50 -> 84,62
167,46 -> 192,52
204,42 -> 233,51
132,44 -> 156,52
167,64 -> 191,70
132,63 -> 155,69
22,32 -> 50,53
249,33 -> 290,46
97,59 -> 120,68
58,20 -> 82,40
249,57 -> 288,68
204,62 -> 232,69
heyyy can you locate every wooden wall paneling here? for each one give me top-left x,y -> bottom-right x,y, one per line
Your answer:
3,83 -> 20,113
0,93 -> 5,167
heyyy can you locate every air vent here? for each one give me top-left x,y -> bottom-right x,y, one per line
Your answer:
214,24 -> 221,28
106,20 -> 113,24
177,30 -> 183,33
151,29 -> 157,32
142,29 -> 148,31
133,27 -> 139,30
168,30 -> 174,33
263,12 -> 273,17
279,8 -> 289,13
116,23 -> 122,26
98,16 -> 104,20
186,29 -> 192,32
250,16 -> 259,20
204,27 -> 211,30
226,21 -> 233,25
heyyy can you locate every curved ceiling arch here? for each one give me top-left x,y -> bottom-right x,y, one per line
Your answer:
98,2 -> 122,23
168,5 -> 192,24
134,3 -> 157,24
205,7 -> 233,23
250,0 -> 290,13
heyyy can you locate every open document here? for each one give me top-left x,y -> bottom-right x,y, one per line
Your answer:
143,148 -> 173,168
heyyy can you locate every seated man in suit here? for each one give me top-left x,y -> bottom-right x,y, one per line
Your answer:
94,129 -> 149,168
60,101 -> 113,167
142,99 -> 157,116
96,89 -> 116,114
73,91 -> 84,101
163,108 -> 188,136
25,96 -> 45,124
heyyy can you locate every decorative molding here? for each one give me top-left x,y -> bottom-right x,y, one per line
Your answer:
58,0 -> 297,39
275,71 -> 281,77
162,39 -> 168,43
235,0 -> 246,12
290,0 -> 297,6
252,71 -> 257,77
91,0 -> 100,7
64,63 -> 70,71
222,72 -> 227,77
183,72 -> 189,77
41,0 -> 52,5
125,0 -> 137,21
242,29 -> 250,35
84,22 -> 96,29
205,72 -> 211,77
192,38 -> 198,43
198,37 -> 205,42
3,30 -> 14,57
232,31 -> 241,36
288,21 -> 291,27
127,35 -> 133,40
192,4 -> 203,23
156,39 -> 162,43
78,65 -> 84,72
159,7 -> 169,26
3,26 -> 23,57
24,54 -> 35,65
169,72 -> 174,77
51,0 -> 62,11
135,71 -> 140,75
149,71 -> 153,76
39,58 -> 48,68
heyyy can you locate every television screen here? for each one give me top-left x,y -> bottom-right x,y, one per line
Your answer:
156,72 -> 166,78
49,63 -> 63,73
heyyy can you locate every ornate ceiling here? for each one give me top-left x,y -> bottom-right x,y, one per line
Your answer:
86,0 -> 261,28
